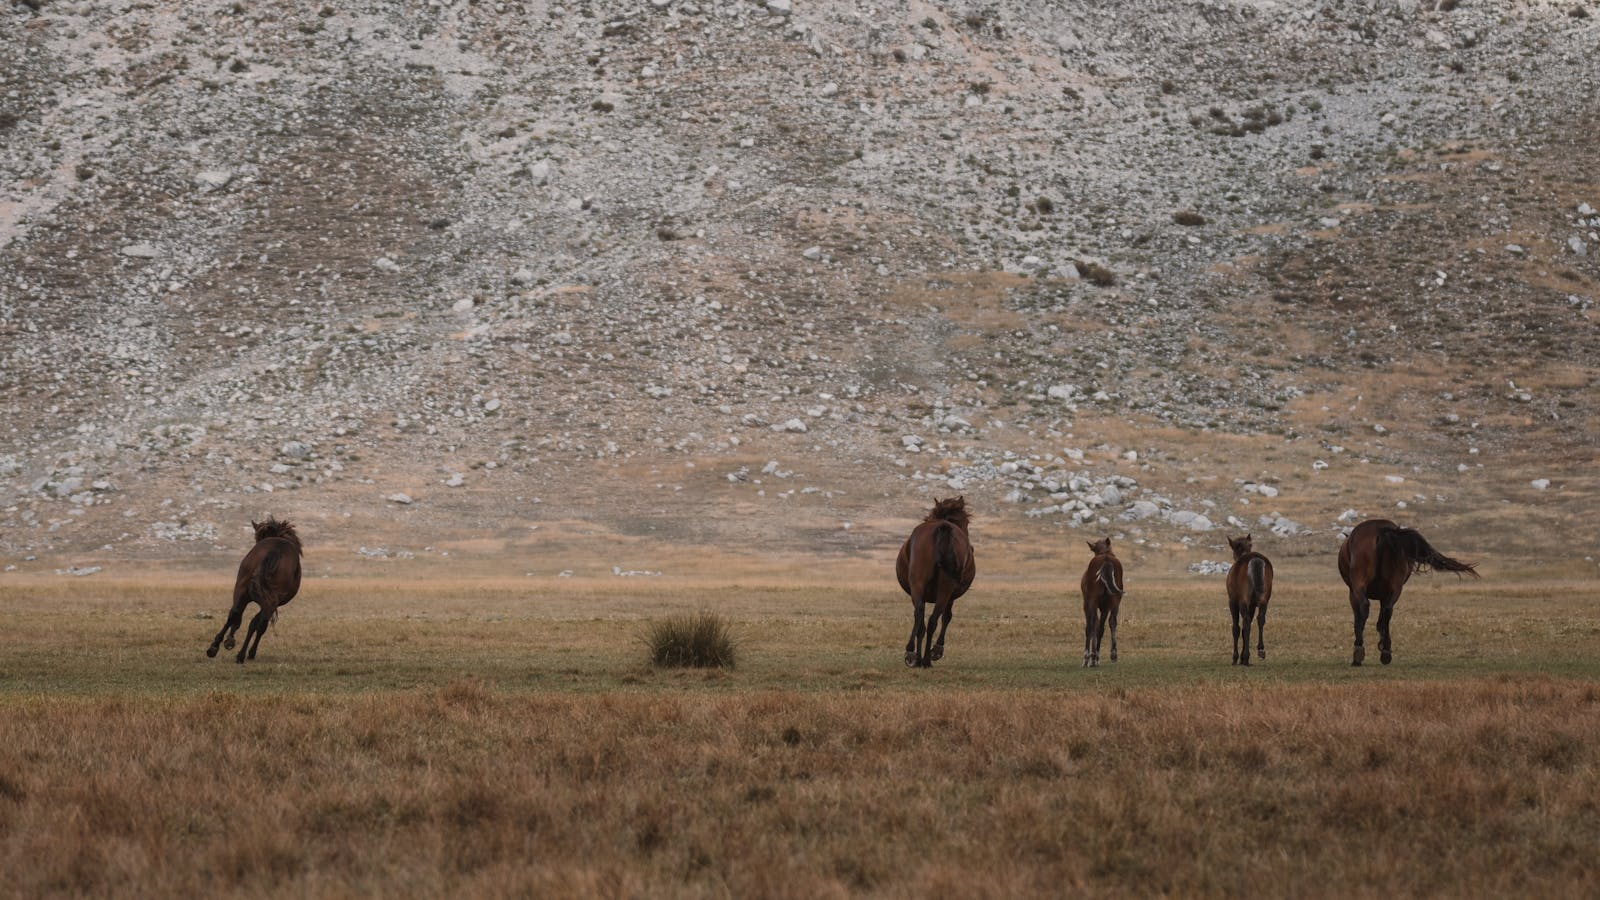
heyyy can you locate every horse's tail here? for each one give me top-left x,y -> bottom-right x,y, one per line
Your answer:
1099,560 -> 1125,598
1380,526 -> 1479,578
932,522 -> 963,581
1247,557 -> 1267,601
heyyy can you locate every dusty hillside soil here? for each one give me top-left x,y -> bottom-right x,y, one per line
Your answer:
2,0 -> 1597,576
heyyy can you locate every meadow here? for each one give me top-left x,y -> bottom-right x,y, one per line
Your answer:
2,564 -> 1598,897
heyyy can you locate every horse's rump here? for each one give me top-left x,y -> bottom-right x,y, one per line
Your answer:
1247,557 -> 1266,599
1098,559 -> 1124,598
931,521 -> 966,581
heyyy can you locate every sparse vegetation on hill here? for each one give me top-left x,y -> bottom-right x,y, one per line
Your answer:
0,0 -> 1594,570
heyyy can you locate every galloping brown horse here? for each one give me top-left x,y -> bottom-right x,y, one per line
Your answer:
896,497 -> 976,668
1080,537 -> 1125,667
206,517 -> 303,664
1226,534 -> 1274,666
1338,519 -> 1476,666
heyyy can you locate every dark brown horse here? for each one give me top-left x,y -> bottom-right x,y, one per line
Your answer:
206,518 -> 303,664
1338,518 -> 1476,666
896,496 -> 976,668
1080,537 -> 1125,667
1226,534 -> 1274,666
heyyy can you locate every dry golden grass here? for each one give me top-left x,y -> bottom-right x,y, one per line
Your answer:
2,571 -> 1598,897
3,682 -> 1599,898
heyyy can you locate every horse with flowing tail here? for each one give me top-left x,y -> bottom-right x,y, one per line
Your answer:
1338,519 -> 1476,666
896,496 -> 976,668
1226,534 -> 1274,666
1080,537 -> 1125,667
206,517 -> 303,664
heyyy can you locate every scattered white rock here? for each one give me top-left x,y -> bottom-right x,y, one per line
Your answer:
1124,500 -> 1161,521
772,418 -> 808,433
1188,560 -> 1230,575
1530,478 -> 1550,490
120,243 -> 162,258
196,170 -> 233,191
1169,510 -> 1213,532
386,492 -> 414,504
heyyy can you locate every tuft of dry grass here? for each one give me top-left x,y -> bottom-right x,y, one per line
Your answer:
645,611 -> 737,669
1,681 -> 1598,897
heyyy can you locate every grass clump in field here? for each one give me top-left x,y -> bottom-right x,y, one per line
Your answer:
645,611 -> 737,669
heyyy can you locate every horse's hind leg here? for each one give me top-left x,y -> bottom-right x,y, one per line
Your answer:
1375,597 -> 1396,665
1083,609 -> 1097,667
1091,605 -> 1109,667
928,602 -> 952,663
207,602 -> 244,658
1255,605 -> 1268,660
1238,602 -> 1254,667
1230,604 -> 1242,665
246,604 -> 275,661
1350,588 -> 1370,666
237,607 -> 271,664
223,602 -> 245,651
905,596 -> 925,668
1108,606 -> 1119,663
235,614 -> 257,664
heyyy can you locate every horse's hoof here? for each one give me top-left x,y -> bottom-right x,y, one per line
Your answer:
930,647 -> 944,662
1380,651 -> 1392,665
1240,658 -> 1251,667
1258,649 -> 1266,660
1352,647 -> 1365,666
224,638 -> 235,650
904,652 -> 917,668
205,646 -> 218,658
1109,651 -> 1117,662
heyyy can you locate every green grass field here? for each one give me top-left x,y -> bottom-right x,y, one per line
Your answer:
2,568 -> 1598,896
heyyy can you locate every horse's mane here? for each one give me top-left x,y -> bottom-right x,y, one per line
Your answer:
924,496 -> 970,530
253,517 -> 302,554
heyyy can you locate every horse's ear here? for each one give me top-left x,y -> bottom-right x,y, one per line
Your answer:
1086,541 -> 1097,553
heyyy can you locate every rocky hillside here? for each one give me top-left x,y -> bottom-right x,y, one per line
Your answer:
2,0 -> 1597,574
